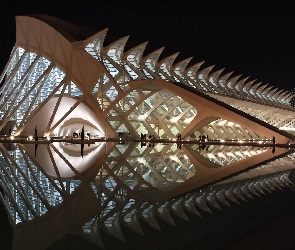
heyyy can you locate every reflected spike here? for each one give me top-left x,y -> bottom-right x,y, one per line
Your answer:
155,203 -> 176,226
205,194 -> 222,210
215,190 -> 231,207
224,189 -> 240,204
171,198 -> 189,221
121,212 -> 144,236
183,198 -> 202,217
233,186 -> 247,201
195,195 -> 213,213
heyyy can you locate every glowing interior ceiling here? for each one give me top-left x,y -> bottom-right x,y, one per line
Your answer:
21,97 -> 104,137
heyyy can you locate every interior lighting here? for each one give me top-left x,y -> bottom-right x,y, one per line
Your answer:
227,122 -> 234,126
184,117 -> 193,123
138,115 -> 146,121
170,117 -> 178,123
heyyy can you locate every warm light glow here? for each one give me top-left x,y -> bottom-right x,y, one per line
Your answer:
47,136 -> 51,141
28,136 -> 33,140
138,157 -> 145,163
138,114 -> 146,121
10,135 -> 14,140
170,117 -> 178,123
220,139 -> 225,142
170,155 -> 178,160
258,141 -> 263,144
184,117 -> 194,123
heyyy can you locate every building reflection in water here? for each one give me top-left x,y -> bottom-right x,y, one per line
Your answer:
0,141 -> 294,249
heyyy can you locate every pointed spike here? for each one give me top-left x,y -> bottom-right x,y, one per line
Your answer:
173,57 -> 193,72
155,203 -> 176,226
224,189 -> 240,204
185,61 -> 205,77
197,65 -> 215,78
208,68 -> 225,83
195,196 -> 213,213
142,47 -> 165,62
102,220 -> 126,243
157,52 -> 180,73
121,213 -> 145,236
218,71 -> 234,83
227,74 -> 243,89
139,204 -> 161,231
215,190 -> 231,207
205,194 -> 222,210
183,200 -> 202,217
233,186 -> 247,202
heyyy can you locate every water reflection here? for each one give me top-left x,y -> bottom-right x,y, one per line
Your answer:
0,141 -> 294,249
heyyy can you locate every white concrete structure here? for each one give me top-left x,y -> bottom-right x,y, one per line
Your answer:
0,15 -> 295,249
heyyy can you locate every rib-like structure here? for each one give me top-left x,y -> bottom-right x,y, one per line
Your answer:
0,15 -> 295,249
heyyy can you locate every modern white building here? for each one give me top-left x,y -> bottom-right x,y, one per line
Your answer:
0,15 -> 295,249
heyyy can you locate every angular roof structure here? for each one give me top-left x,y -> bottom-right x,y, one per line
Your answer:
0,15 -> 295,249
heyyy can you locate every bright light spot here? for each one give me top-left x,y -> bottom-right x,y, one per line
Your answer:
258,141 -> 263,144
170,117 -> 178,123
10,135 -> 14,140
238,140 -> 244,143
184,117 -> 193,123
227,122 -> 234,127
220,139 -> 225,142
138,157 -> 145,163
28,136 -> 33,140
138,115 -> 146,121
216,120 -> 227,126
170,155 -> 178,160
47,136 -> 51,141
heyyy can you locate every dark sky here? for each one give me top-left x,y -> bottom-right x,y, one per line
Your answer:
1,1 -> 295,91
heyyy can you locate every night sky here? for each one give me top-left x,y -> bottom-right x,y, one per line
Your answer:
1,1 -> 295,249
1,1 -> 295,91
